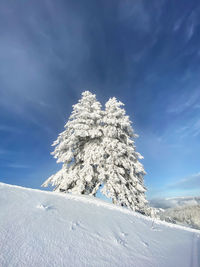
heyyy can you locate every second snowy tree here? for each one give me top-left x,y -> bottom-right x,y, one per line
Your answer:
100,97 -> 148,212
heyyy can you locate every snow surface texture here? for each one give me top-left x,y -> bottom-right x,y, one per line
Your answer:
0,183 -> 200,267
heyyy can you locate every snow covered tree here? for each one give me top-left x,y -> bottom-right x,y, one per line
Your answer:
42,91 -> 149,215
42,91 -> 104,195
100,97 -> 148,213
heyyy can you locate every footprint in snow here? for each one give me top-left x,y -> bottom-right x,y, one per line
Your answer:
36,204 -> 53,210
151,227 -> 162,232
115,233 -> 128,247
120,232 -> 128,237
141,241 -> 149,247
93,232 -> 102,239
70,221 -> 84,231
116,237 -> 127,247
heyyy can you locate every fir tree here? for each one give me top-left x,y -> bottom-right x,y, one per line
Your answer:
100,97 -> 148,213
42,91 -> 103,195
42,91 -> 149,215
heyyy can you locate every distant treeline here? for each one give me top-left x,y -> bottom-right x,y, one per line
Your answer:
159,205 -> 200,230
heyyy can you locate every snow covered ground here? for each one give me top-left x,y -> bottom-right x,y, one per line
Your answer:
0,182 -> 199,267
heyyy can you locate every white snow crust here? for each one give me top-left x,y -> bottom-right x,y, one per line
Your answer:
0,182 -> 199,267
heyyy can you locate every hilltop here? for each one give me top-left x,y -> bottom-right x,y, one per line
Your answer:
0,182 -> 199,267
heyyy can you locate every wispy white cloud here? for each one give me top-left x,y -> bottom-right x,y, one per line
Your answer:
150,196 -> 200,209
194,104 -> 200,109
192,119 -> 200,137
186,22 -> 195,41
167,88 -> 200,114
118,1 -> 151,32
0,125 -> 22,133
184,9 -> 200,42
176,126 -> 189,134
118,0 -> 164,33
173,18 -> 183,32
147,173 -> 200,200
0,149 -> 11,155
7,163 -> 30,169
168,173 -> 200,190
175,118 -> 200,138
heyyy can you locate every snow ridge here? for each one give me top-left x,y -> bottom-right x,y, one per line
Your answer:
1,182 -> 199,233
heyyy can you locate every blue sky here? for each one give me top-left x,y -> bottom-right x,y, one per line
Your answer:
0,0 -> 200,199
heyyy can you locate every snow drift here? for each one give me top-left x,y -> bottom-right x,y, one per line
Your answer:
0,182 -> 199,267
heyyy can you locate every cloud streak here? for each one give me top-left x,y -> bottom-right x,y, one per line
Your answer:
0,125 -> 22,134
175,118 -> 200,139
168,173 -> 200,190
167,88 -> 200,114
7,163 -> 30,169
